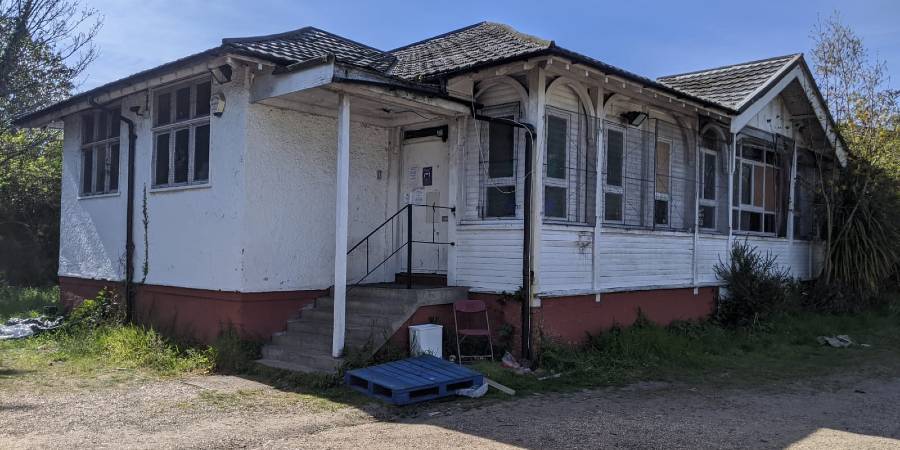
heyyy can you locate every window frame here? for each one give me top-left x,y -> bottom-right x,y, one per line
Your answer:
479,103 -> 521,220
544,108 -> 573,220
698,148 -> 719,230
79,108 -> 121,197
603,124 -> 626,224
732,141 -> 780,235
653,138 -> 673,226
151,76 -> 212,190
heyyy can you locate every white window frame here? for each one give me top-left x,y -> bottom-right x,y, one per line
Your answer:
151,76 -> 212,190
653,138 -> 673,226
544,108 -> 573,221
698,148 -> 719,230
603,124 -> 626,224
732,142 -> 779,235
79,109 -> 121,197
479,103 -> 521,219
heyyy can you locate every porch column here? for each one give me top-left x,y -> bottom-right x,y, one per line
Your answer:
332,94 -> 350,358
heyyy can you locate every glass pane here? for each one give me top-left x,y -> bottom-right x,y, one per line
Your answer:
155,133 -> 170,186
82,149 -> 93,194
654,199 -> 669,225
109,108 -> 120,137
604,192 -> 622,221
655,141 -> 670,194
97,111 -> 108,141
488,121 -> 514,178
764,213 -> 776,234
174,128 -> 190,183
743,145 -> 763,161
733,159 -> 740,205
606,130 -> 624,186
546,116 -> 567,179
765,166 -> 777,212
109,143 -> 119,191
175,87 -> 191,122
82,113 -> 94,144
741,211 -> 762,232
94,146 -> 107,193
703,153 -> 717,200
544,186 -> 566,218
194,124 -> 210,182
753,165 -> 764,207
486,186 -> 515,217
699,205 -> 716,229
196,81 -> 211,117
156,92 -> 171,126
740,163 -> 752,205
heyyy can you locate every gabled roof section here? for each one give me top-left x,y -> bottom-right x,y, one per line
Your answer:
223,27 -> 396,72
386,22 -> 551,80
658,54 -> 801,111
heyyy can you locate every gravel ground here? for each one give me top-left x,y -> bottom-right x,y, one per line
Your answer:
1,372 -> 899,449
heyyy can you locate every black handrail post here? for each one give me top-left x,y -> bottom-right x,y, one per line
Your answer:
406,204 -> 413,289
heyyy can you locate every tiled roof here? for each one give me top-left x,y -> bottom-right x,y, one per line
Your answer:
657,54 -> 800,110
386,22 -> 551,80
224,27 -> 396,72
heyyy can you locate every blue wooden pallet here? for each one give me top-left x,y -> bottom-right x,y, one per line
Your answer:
345,355 -> 484,405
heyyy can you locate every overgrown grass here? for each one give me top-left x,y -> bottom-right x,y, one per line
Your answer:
0,285 -> 59,320
475,294 -> 900,395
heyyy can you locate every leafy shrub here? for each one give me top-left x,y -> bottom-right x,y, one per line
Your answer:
97,326 -> 214,375
714,241 -> 795,328
65,288 -> 125,330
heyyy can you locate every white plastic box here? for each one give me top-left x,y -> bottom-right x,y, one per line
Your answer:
409,323 -> 443,357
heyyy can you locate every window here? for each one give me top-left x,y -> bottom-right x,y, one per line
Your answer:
152,78 -> 212,188
544,114 -> 568,219
732,142 -> 780,234
699,150 -> 718,229
604,127 -> 625,222
483,115 -> 517,218
654,140 -> 671,226
80,108 -> 121,196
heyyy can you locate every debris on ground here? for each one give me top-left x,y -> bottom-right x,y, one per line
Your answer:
500,351 -> 532,375
485,377 -> 516,396
455,381 -> 488,398
0,316 -> 63,340
817,335 -> 854,348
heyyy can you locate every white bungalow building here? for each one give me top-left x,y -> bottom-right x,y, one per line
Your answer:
16,23 -> 841,372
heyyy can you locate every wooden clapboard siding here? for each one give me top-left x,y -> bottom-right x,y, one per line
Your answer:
596,229 -> 694,289
455,225 -> 523,292
539,227 -> 593,293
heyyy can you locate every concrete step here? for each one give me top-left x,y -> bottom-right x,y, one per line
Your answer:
298,308 -> 395,326
285,321 -> 388,343
260,346 -> 343,372
255,357 -> 342,374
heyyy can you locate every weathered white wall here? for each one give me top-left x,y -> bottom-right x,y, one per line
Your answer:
59,116 -> 127,281
241,104 -> 395,292
455,224 -> 523,293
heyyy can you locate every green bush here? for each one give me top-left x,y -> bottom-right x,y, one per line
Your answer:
211,328 -> 261,374
714,240 -> 795,328
0,285 -> 59,319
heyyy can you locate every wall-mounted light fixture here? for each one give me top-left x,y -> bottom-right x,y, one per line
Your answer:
621,111 -> 648,127
210,93 -> 226,117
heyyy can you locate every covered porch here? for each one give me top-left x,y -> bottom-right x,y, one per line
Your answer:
248,60 -> 471,358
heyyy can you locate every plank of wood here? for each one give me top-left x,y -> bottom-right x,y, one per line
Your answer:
485,377 -> 516,396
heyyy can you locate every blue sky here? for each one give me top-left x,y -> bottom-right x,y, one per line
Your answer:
79,0 -> 900,92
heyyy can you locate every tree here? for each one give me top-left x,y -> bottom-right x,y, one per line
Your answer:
808,12 -> 900,297
0,0 -> 101,284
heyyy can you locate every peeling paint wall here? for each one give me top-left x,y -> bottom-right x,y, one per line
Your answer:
241,103 -> 396,292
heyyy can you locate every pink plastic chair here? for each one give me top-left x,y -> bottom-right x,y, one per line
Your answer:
453,300 -> 494,362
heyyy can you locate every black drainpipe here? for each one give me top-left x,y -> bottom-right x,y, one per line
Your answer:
90,99 -> 137,322
473,113 -> 535,360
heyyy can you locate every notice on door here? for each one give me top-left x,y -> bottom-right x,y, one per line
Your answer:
422,166 -> 433,186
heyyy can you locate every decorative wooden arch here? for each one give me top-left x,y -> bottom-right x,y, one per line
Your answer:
545,76 -> 596,118
474,76 -> 529,106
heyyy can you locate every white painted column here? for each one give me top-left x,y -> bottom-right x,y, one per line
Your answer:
446,117 -> 464,286
526,67 -> 546,306
691,126 -> 701,293
726,133 -> 737,260
332,94 -> 350,358
787,140 -> 798,245
591,86 -> 605,292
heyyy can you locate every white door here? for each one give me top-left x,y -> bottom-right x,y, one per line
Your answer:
402,134 -> 450,274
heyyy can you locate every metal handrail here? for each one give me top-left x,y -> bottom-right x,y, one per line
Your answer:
347,203 -> 455,289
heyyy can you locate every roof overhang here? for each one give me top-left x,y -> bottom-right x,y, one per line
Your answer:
730,59 -> 848,165
250,58 -> 471,116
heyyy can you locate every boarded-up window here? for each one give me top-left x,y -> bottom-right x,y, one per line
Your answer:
655,141 -> 670,194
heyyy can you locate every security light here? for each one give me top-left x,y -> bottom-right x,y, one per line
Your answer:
622,111 -> 648,127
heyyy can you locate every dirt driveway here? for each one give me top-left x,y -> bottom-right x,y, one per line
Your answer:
2,371 -> 899,449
